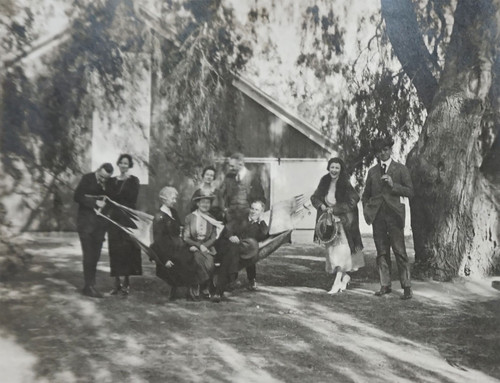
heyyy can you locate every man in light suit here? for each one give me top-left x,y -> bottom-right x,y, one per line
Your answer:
74,163 -> 114,298
362,137 -> 414,299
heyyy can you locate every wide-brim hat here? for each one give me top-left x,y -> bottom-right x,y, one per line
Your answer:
315,212 -> 340,244
372,136 -> 394,153
192,193 -> 216,202
239,238 -> 259,260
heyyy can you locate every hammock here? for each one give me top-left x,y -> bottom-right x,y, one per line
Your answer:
94,194 -> 309,266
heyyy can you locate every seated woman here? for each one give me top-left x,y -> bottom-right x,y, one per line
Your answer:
150,186 -> 198,301
183,192 -> 219,299
190,165 -> 223,221
311,157 -> 364,294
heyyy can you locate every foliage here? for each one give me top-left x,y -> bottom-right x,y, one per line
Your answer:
296,4 -> 425,185
0,0 -> 145,230
155,0 -> 252,178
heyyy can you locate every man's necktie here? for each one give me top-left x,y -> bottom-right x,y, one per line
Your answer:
381,163 -> 387,174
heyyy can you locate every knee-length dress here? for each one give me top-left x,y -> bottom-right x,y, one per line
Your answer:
107,175 -> 142,277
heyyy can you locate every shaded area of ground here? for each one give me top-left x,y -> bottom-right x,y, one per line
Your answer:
0,233 -> 499,382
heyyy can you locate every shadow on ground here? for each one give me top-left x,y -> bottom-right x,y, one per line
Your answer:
0,233 -> 499,383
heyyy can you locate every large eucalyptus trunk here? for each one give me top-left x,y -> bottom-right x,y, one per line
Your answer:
405,0 -> 500,279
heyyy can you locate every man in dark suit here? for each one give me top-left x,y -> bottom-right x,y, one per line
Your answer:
220,152 -> 266,224
219,153 -> 266,290
74,163 -> 114,298
362,137 -> 414,299
212,200 -> 269,302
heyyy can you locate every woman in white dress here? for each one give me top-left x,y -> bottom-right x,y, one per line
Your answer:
311,158 -> 364,294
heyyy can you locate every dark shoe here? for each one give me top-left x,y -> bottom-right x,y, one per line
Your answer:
121,286 -> 130,296
201,289 -> 211,300
401,287 -> 413,300
110,284 -> 123,295
211,293 -> 221,303
374,286 -> 392,296
82,286 -> 103,298
186,290 -> 200,302
247,279 -> 257,291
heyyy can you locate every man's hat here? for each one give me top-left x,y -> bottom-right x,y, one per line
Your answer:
239,238 -> 259,260
372,136 -> 394,153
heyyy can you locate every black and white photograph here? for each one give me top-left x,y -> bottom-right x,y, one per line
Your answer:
0,0 -> 499,381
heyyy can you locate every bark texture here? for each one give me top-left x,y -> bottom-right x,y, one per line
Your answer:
383,0 -> 500,279
381,0 -> 439,109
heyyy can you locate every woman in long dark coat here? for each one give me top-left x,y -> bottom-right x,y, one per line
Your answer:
107,154 -> 141,295
311,157 -> 364,294
150,186 -> 198,301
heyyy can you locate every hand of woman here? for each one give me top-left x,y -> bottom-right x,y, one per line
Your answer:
320,204 -> 327,211
229,235 -> 240,244
200,245 -> 209,253
189,246 -> 197,252
165,260 -> 174,268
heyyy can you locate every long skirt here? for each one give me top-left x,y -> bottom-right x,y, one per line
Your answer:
193,250 -> 215,284
325,224 -> 364,273
108,226 -> 142,277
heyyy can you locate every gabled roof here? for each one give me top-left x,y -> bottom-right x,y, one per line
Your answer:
232,75 -> 337,154
135,5 -> 337,154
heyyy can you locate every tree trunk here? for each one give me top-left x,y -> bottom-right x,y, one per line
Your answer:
407,0 -> 500,280
380,0 -> 439,110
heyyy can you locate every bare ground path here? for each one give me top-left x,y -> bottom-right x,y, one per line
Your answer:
1,233 -> 499,383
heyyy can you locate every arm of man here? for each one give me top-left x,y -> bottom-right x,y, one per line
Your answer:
391,164 -> 414,198
73,174 -> 99,209
256,221 -> 269,241
361,170 -> 372,206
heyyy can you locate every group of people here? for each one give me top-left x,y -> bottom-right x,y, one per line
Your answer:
74,136 -> 414,302
74,152 -> 268,302
311,136 -> 414,299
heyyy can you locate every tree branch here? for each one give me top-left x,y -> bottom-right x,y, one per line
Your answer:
381,0 -> 439,110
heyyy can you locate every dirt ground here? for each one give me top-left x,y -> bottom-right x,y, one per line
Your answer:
1,233 -> 499,383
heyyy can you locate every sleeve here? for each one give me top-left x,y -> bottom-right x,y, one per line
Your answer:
362,170 -> 372,205
122,176 -> 140,207
73,175 -> 98,209
331,184 -> 360,215
391,165 -> 414,198
256,221 -> 270,241
219,179 -> 228,211
152,215 -> 166,245
310,177 -> 326,210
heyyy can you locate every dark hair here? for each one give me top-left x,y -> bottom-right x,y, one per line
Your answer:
230,152 -> 245,161
100,163 -> 114,174
117,153 -> 134,168
202,165 -> 216,178
326,157 -> 351,203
